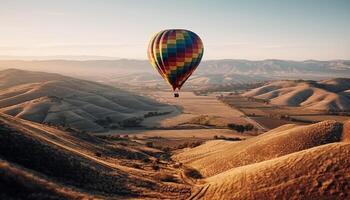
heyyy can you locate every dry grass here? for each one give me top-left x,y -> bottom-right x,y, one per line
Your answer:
0,69 -> 173,132
174,120 -> 343,177
0,159 -> 95,200
142,91 -> 246,128
0,113 -> 192,199
203,143 -> 350,199
179,120 -> 350,199
243,79 -> 350,111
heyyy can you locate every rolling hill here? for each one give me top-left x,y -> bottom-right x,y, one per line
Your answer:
1,105 -> 349,199
174,120 -> 343,177
0,112 -> 191,199
202,142 -> 350,199
243,78 -> 350,111
0,69 -> 174,132
175,120 -> 350,199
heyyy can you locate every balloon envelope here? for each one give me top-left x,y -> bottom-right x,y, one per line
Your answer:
148,29 -> 204,91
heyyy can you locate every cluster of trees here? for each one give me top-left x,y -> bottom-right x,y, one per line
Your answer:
95,116 -> 145,129
213,135 -> 242,141
184,168 -> 203,179
144,111 -> 172,118
326,111 -> 350,116
97,134 -> 130,141
246,97 -> 270,104
95,116 -> 113,127
146,140 -> 203,151
227,123 -> 254,133
176,141 -> 203,149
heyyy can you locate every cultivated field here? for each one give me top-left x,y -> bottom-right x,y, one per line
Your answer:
221,94 -> 348,130
143,91 -> 246,128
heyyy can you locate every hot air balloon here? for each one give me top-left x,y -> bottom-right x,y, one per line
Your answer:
148,29 -> 204,97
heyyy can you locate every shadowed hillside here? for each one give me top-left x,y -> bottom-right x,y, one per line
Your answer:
0,69 -> 174,132
0,113 -> 191,199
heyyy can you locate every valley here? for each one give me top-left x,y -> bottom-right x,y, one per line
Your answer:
0,68 -> 349,199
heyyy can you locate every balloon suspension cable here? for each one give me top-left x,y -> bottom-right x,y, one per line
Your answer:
174,89 -> 180,98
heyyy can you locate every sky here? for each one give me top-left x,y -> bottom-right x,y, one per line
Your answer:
0,0 -> 349,60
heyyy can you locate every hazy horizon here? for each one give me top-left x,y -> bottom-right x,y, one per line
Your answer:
0,55 -> 349,62
1,0 -> 349,60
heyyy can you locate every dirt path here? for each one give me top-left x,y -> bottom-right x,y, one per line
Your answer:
189,184 -> 210,200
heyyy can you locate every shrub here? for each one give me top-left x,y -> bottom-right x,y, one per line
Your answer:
145,142 -> 154,148
213,135 -> 242,141
157,173 -> 178,183
132,135 -> 138,140
244,123 -> 254,131
161,147 -> 171,152
95,152 -> 102,157
188,141 -> 203,148
152,164 -> 160,171
132,163 -> 141,169
184,168 -> 202,179
228,123 -> 255,133
160,152 -> 171,161
173,162 -> 182,168
142,158 -> 151,163
119,117 -> 143,127
176,141 -> 204,149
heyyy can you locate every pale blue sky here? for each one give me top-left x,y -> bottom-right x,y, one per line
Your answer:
0,0 -> 349,60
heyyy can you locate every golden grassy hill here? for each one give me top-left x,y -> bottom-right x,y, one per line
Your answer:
243,79 -> 350,111
174,120 -> 350,199
202,142 -> 350,199
174,121 -> 343,177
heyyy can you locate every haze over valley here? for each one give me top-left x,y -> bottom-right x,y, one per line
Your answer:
1,59 -> 349,90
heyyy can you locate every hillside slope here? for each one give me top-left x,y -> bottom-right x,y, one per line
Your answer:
201,142 -> 350,199
243,79 -> 350,111
174,121 -> 343,177
0,113 -> 191,199
0,69 -> 173,132
175,120 -> 350,199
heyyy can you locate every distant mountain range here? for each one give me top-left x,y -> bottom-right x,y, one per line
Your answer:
0,59 -> 349,88
0,55 -> 120,60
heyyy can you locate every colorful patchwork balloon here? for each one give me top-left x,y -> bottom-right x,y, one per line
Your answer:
148,29 -> 204,96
